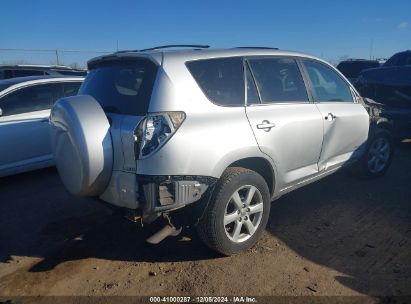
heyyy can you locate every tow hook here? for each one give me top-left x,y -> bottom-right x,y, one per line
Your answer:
146,214 -> 182,244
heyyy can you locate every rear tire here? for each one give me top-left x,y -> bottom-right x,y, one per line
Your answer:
196,167 -> 271,256
354,128 -> 393,178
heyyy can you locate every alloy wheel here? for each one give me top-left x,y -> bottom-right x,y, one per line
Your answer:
368,137 -> 390,174
224,185 -> 264,243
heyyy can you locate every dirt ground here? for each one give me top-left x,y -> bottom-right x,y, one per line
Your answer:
0,142 -> 410,301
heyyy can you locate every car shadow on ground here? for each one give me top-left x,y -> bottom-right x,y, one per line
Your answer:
0,143 -> 410,296
27,212 -> 220,273
0,168 -> 220,271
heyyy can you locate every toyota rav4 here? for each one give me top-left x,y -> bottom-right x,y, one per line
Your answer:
50,45 -> 392,255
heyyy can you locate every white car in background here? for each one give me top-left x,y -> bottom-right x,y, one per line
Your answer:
0,76 -> 83,177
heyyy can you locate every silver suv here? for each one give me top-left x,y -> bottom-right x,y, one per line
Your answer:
50,46 -> 389,255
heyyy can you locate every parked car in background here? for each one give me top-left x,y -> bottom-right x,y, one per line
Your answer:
0,64 -> 87,80
376,58 -> 388,65
0,76 -> 83,177
336,59 -> 380,85
356,50 -> 411,140
49,46 -> 392,255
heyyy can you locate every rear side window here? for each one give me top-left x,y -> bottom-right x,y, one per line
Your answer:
247,57 -> 308,103
53,70 -> 87,76
0,83 -> 59,116
63,82 -> 82,97
303,59 -> 353,102
186,57 -> 245,106
13,69 -> 46,77
79,59 -> 158,115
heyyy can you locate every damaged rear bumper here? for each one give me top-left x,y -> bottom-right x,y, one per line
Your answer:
98,171 -> 217,222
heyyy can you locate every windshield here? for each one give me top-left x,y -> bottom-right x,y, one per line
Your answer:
384,52 -> 411,67
79,59 -> 158,115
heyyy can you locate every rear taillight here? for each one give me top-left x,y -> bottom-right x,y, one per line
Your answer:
135,112 -> 186,159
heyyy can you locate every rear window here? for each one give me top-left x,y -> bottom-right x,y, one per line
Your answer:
186,57 -> 245,106
79,59 -> 158,115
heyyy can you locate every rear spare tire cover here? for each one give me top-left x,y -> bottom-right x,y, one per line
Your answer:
50,95 -> 113,196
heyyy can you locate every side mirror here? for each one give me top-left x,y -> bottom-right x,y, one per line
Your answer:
0,107 -> 3,117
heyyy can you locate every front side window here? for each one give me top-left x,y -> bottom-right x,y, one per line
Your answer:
247,57 -> 308,103
0,83 -> 59,116
186,57 -> 245,106
303,60 -> 353,102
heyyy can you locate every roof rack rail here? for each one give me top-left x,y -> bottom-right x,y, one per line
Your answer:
140,44 -> 210,51
234,46 -> 279,50
0,64 -> 74,69
115,44 -> 210,54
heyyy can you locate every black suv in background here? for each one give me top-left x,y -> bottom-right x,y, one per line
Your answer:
0,65 -> 87,80
356,50 -> 411,141
336,59 -> 380,85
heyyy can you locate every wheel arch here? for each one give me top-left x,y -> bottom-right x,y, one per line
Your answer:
226,157 -> 276,198
371,118 -> 395,141
375,118 -> 394,134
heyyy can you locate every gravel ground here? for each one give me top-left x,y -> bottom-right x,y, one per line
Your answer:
0,142 -> 410,302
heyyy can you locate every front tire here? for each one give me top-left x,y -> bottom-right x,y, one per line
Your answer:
355,128 -> 393,178
196,167 -> 271,256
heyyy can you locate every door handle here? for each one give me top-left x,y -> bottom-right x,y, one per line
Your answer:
257,120 -> 276,132
324,113 -> 337,120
